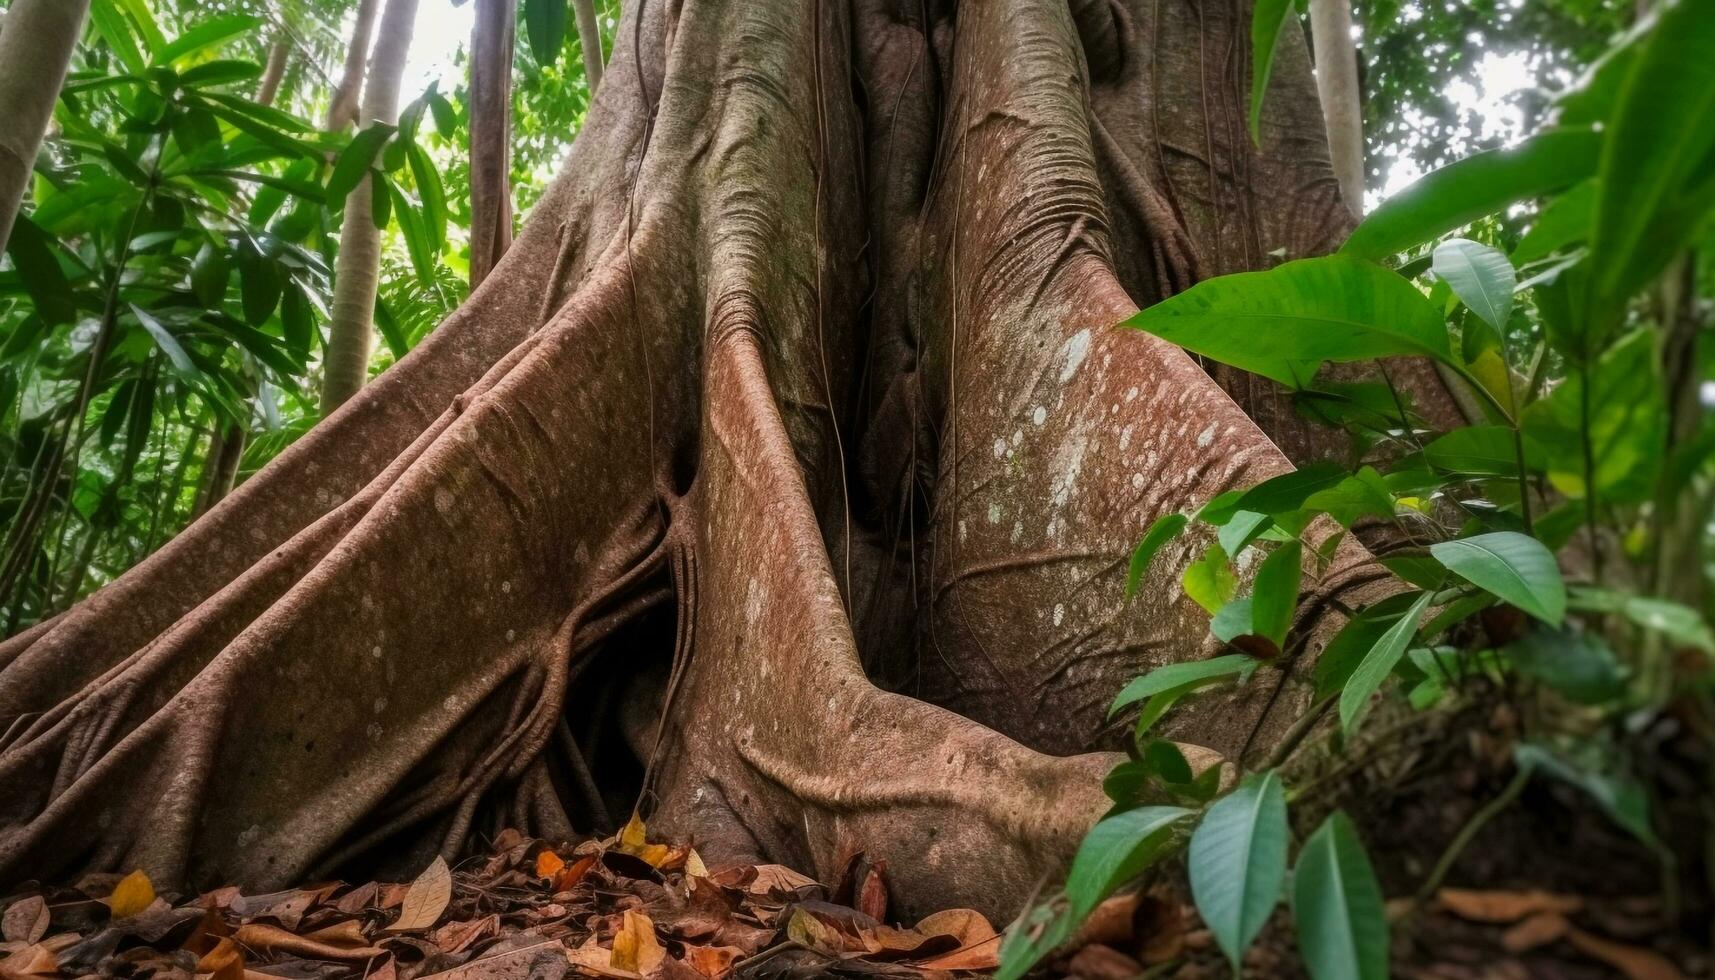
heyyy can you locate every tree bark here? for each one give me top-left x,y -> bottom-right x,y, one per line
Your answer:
319,0 -> 420,414
0,0 -> 1457,917
572,0 -> 603,93
469,0 -> 516,288
326,0 -> 382,133
1309,0 -> 1365,216
190,422 -> 246,520
0,0 -> 90,257
255,36 -> 291,109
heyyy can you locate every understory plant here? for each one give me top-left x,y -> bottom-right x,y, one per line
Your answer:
1000,1 -> 1715,976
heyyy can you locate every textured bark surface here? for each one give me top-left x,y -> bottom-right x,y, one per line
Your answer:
0,0 -> 1452,921
469,0 -> 517,288
0,0 -> 90,257
326,0 -> 381,132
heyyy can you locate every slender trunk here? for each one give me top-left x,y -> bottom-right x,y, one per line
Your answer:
572,0 -> 603,93
0,0 -> 90,256
326,0 -> 383,132
191,422 -> 246,519
255,36 -> 291,108
320,0 -> 420,413
1309,0 -> 1364,216
469,0 -> 516,287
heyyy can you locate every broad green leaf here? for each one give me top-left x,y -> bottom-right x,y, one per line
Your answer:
1247,0 -> 1294,142
407,143 -> 447,253
1430,531 -> 1565,626
1217,511 -> 1271,557
1233,462 -> 1348,516
155,15 -> 262,66
1379,556 -> 1447,592
1515,743 -> 1658,847
326,124 -> 397,203
1293,811 -> 1389,980
1142,740 -> 1194,785
178,59 -> 263,88
1109,654 -> 1258,717
1339,591 -> 1432,732
1433,238 -> 1515,332
1250,542 -> 1302,650
1569,587 -> 1715,655
1506,625 -> 1626,706
4,217 -> 76,326
390,183 -> 435,284
1512,179 -> 1597,265
525,0 -> 570,66
1521,329 -> 1665,503
129,305 -> 194,375
1584,0 -> 1715,336
1183,543 -> 1238,615
1313,594 -> 1419,699
1123,257 -> 1454,387
1065,806 -> 1194,921
375,296 -> 410,359
191,241 -> 229,308
1126,513 -> 1189,600
371,172 -> 393,229
90,0 -> 147,74
1302,467 -> 1394,528
1342,129 -> 1601,261
1190,771 -> 1289,970
1210,597 -> 1254,645
115,0 -> 164,54
281,283 -> 312,356
1424,425 -> 1523,478
237,245 -> 282,326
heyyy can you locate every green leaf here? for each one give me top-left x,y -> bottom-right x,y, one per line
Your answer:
407,143 -> 447,254
1250,542 -> 1302,650
1521,329 -> 1666,503
1424,425 -> 1522,478
1301,467 -> 1394,528
1312,594 -> 1418,699
1584,0 -> 1715,336
1515,743 -> 1658,848
1506,625 -> 1627,706
237,244 -> 282,326
280,283 -> 313,357
371,172 -> 393,229
90,0 -> 148,74
326,123 -> 396,203
1339,591 -> 1432,732
4,217 -> 76,326
1247,0 -> 1294,142
1569,587 -> 1715,655
1142,740 -> 1194,785
1210,597 -> 1255,645
525,0 -> 570,66
1066,806 -> 1195,921
1183,543 -> 1238,615
1233,462 -> 1348,516
178,59 -> 263,88
428,92 -> 458,136
1123,257 -> 1455,388
1125,513 -> 1189,600
129,304 -> 194,375
1512,179 -> 1597,265
155,14 -> 262,66
1342,129 -> 1602,261
390,183 -> 434,284
1109,654 -> 1258,717
1430,531 -> 1565,625
1432,238 -> 1516,332
1190,771 -> 1289,971
1218,511 -> 1272,556
191,241 -> 229,308
374,295 -> 410,359
1292,811 -> 1389,980
116,0 -> 164,54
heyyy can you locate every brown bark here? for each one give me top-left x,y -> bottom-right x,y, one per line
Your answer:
469,0 -> 516,288
1310,0 -> 1364,216
0,0 -> 89,257
0,0 -> 1454,918
326,0 -> 382,133
190,422 -> 246,519
572,0 -> 603,93
256,36 -> 291,109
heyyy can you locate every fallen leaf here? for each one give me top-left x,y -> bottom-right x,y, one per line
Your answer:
915,908 -> 995,947
857,866 -> 888,923
108,870 -> 155,920
683,944 -> 742,977
388,856 -> 453,932
638,844 -> 672,868
915,933 -> 1002,971
537,850 -> 566,880
1437,888 -> 1582,924
301,919 -> 372,948
684,850 -> 708,878
2,896 -> 48,944
786,906 -> 848,955
198,936 -> 246,980
336,882 -> 380,915
430,915 -> 499,955
1502,912 -> 1570,953
553,854 -> 598,893
235,921 -> 387,961
1068,944 -> 1145,980
608,909 -> 663,975
747,865 -> 818,898
566,938 -> 639,979
0,941 -> 59,976
619,812 -> 648,853
1566,928 -> 1685,980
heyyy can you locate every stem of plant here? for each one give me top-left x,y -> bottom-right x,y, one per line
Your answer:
1414,763 -> 1531,906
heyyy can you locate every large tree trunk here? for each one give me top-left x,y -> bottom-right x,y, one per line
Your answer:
0,0 -> 89,257
0,0 -> 1455,918
326,0 -> 382,133
319,0 -> 420,413
469,0 -> 516,288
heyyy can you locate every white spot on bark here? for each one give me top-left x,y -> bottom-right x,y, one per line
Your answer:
373,697 -> 387,714
1053,604 -> 1065,626
1012,429 -> 1023,446
1032,405 -> 1047,425
1196,422 -> 1217,448
993,438 -> 1007,459
746,578 -> 762,625
434,487 -> 455,515
988,502 -> 1002,524
370,646 -> 383,659
1132,472 -> 1145,490
1057,329 -> 1091,383
1011,520 -> 1024,543
1126,386 -> 1139,402
1120,425 -> 1133,450
500,580 -> 511,594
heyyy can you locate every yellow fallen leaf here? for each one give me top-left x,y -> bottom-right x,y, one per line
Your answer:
685,849 -> 708,878
609,909 -> 663,975
637,844 -> 672,867
387,855 -> 452,931
109,869 -> 155,920
618,811 -> 648,853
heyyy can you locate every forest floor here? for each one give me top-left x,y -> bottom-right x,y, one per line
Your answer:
0,802 -> 1703,980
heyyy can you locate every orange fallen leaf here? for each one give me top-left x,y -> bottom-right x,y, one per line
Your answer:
609,909 -> 664,975
1566,928 -> 1685,980
1502,912 -> 1570,953
387,855 -> 452,932
0,942 -> 60,976
637,844 -> 672,868
916,932 -> 1003,971
1437,888 -> 1582,924
109,869 -> 156,920
301,919 -> 372,948
537,850 -> 566,880
198,936 -> 246,980
234,922 -> 387,961
2,895 -> 49,944
552,853 -> 597,892
683,943 -> 743,977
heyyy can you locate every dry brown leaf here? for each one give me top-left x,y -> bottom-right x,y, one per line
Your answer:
387,855 -> 453,932
1067,944 -> 1145,980
1437,888 -> 1582,924
915,908 -> 995,947
683,944 -> 742,978
537,850 -> 566,880
335,881 -> 380,915
915,932 -> 1002,971
0,941 -> 58,976
234,922 -> 387,961
301,919 -> 372,948
608,910 -> 663,975
108,869 -> 156,920
1501,912 -> 1570,953
785,907 -> 849,955
430,915 -> 499,955
856,867 -> 888,923
198,936 -> 247,980
684,850 -> 708,878
2,897 -> 48,945
747,865 -> 818,898
553,854 -> 598,893
1566,928 -> 1685,980
566,938 -> 640,979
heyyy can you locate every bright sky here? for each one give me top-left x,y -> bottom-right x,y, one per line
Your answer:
402,0 -> 476,94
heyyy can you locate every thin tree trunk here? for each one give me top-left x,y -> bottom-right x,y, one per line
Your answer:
572,0 -> 603,93
469,0 -> 516,288
320,0 -> 420,413
326,0 -> 383,132
191,422 -> 246,519
1309,0 -> 1364,216
255,36 -> 291,108
0,0 -> 90,256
